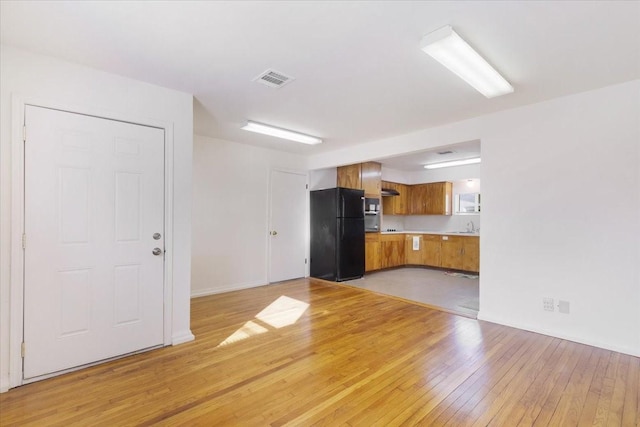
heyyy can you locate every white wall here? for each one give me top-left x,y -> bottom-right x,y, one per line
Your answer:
191,135 -> 308,296
0,46 -> 194,391
309,167 -> 336,190
309,80 -> 640,357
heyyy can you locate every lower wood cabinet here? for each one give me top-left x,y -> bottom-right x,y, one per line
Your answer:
368,233 -> 479,273
440,236 -> 479,272
422,234 -> 442,267
440,236 -> 464,270
404,235 -> 424,265
365,233 -> 381,272
462,237 -> 479,272
380,234 -> 405,269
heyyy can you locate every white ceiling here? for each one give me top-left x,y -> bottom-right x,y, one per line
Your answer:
2,1 -> 639,160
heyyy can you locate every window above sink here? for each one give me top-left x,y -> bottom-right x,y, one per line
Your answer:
454,192 -> 481,214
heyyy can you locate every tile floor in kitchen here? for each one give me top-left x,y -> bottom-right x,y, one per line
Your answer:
343,267 -> 479,318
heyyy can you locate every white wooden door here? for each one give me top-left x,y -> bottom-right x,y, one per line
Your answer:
269,170 -> 307,283
23,106 -> 165,380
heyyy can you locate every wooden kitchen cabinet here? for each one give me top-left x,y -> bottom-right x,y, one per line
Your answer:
410,182 -> 452,215
440,236 -> 464,270
337,162 -> 381,198
337,164 -> 361,190
382,181 -> 410,215
380,234 -> 405,269
440,235 -> 479,273
404,235 -> 424,265
365,233 -> 381,272
462,236 -> 479,272
422,234 -> 442,267
361,162 -> 381,198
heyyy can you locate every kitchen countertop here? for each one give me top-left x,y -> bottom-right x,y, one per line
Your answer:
380,230 -> 480,236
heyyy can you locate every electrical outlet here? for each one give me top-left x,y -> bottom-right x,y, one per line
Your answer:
558,300 -> 570,314
543,298 -> 554,312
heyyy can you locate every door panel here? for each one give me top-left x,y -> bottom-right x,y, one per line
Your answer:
23,106 -> 165,380
269,170 -> 307,283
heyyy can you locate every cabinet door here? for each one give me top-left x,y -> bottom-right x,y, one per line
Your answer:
361,162 -> 381,197
365,241 -> 381,272
405,235 -> 424,265
424,182 -> 452,215
462,237 -> 480,273
381,181 -> 395,214
396,183 -> 409,215
440,236 -> 464,269
410,184 -> 427,214
422,234 -> 442,267
337,164 -> 361,190
381,236 -> 405,268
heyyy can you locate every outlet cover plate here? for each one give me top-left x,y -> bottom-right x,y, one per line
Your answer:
558,300 -> 570,314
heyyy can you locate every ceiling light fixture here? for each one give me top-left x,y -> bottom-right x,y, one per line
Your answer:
420,25 -> 514,98
241,120 -> 322,145
424,157 -> 481,169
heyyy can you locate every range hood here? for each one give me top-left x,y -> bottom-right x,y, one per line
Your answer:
381,188 -> 400,197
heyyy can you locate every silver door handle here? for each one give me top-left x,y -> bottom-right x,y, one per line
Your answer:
153,232 -> 162,240
152,248 -> 162,256
271,231 -> 278,236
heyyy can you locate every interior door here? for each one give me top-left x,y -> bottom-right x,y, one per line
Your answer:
23,105 -> 165,380
269,170 -> 307,283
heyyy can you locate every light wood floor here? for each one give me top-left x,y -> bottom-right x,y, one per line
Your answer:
1,278 -> 638,426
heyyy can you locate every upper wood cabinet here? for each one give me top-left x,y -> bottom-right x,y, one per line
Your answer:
410,182 -> 452,215
382,181 -> 410,215
361,162 -> 381,197
337,162 -> 381,198
337,164 -> 361,190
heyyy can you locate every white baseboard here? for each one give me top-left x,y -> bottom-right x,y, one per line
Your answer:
190,280 -> 267,298
477,311 -> 640,358
1,373 -> 10,393
171,330 -> 195,345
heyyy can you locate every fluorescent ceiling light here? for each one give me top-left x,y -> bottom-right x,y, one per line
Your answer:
420,25 -> 514,98
424,158 -> 481,169
242,120 -> 322,145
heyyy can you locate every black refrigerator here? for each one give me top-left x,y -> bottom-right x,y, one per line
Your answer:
310,187 -> 365,281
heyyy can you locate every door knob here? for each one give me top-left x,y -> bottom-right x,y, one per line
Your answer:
152,248 -> 162,256
271,231 -> 278,236
153,232 -> 162,240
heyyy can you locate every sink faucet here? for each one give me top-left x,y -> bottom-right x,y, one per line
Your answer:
466,220 -> 476,233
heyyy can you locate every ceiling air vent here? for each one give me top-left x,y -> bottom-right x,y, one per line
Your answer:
253,69 -> 295,88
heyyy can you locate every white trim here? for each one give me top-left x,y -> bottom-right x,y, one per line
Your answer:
266,168 -> 310,284
8,95 -> 177,389
477,311 -> 640,358
171,331 -> 195,345
190,280 -> 268,298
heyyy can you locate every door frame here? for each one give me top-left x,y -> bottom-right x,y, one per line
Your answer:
9,95 -> 175,389
267,168 -> 310,283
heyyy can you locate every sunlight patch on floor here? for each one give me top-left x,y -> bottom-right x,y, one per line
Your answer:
217,295 -> 309,347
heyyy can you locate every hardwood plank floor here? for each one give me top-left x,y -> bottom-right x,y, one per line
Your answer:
1,278 -> 638,426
